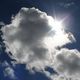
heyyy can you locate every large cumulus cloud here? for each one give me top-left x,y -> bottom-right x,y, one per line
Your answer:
1,7 -> 75,72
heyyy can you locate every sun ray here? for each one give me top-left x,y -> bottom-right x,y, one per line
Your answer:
48,16 -> 64,35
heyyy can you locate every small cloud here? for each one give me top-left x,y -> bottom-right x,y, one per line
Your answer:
3,62 -> 16,79
59,2 -> 75,8
4,67 -> 15,78
0,22 -> 5,26
64,2 -> 75,8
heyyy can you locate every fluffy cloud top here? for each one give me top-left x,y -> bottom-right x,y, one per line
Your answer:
54,48 -> 80,79
2,8 -> 51,64
1,7 -> 75,74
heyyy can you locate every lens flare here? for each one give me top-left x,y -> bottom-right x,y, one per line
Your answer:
48,16 -> 63,34
43,16 -> 70,50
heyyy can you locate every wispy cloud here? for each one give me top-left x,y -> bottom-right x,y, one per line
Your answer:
58,2 -> 75,8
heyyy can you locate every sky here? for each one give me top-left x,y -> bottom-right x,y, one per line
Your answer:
0,0 -> 80,80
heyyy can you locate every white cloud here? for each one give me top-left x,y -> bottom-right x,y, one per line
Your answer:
1,7 -> 75,74
2,61 -> 16,79
53,48 -> 80,79
59,2 -> 75,8
4,67 -> 15,79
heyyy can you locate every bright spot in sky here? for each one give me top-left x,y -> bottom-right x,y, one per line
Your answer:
44,16 -> 69,50
48,16 -> 63,34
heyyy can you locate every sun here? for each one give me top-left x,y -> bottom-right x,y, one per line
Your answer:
48,16 -> 63,34
43,16 -> 70,50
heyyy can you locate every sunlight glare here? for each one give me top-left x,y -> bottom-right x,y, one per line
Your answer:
48,16 -> 63,34
43,16 -> 69,50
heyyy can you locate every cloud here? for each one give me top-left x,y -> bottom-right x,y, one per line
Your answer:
1,7 -> 75,72
64,2 -> 75,8
0,22 -> 5,26
53,48 -> 80,79
59,2 -> 75,8
4,67 -> 15,79
1,61 -> 16,79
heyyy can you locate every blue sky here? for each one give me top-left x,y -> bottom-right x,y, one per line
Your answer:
0,0 -> 80,80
